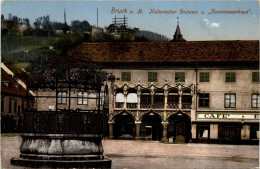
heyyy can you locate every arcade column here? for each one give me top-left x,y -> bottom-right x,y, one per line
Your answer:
108,121 -> 114,139
135,121 -> 142,140
161,122 -> 169,143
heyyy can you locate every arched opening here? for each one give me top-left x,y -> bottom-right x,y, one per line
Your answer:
113,112 -> 135,139
115,88 -> 124,108
140,89 -> 151,109
153,89 -> 164,109
168,112 -> 191,143
182,89 -> 192,109
168,88 -> 179,109
141,112 -> 162,141
126,88 -> 138,108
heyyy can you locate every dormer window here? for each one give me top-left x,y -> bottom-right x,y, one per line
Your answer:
4,82 -> 12,88
14,84 -> 22,89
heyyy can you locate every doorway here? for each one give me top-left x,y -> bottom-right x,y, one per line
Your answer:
113,112 -> 135,139
141,113 -> 162,141
168,112 -> 191,143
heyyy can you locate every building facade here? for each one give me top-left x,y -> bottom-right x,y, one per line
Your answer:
33,22 -> 259,144
34,39 -> 259,144
1,63 -> 35,132
71,38 -> 259,144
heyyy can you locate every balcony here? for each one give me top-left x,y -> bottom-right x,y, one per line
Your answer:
168,102 -> 179,109
127,103 -> 138,109
182,103 -> 192,109
115,103 -> 124,108
153,103 -> 164,109
140,103 -> 151,109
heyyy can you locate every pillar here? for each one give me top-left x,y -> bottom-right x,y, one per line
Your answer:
164,92 -> 168,109
179,95 -> 182,109
161,122 -> 169,143
137,92 -> 141,109
135,121 -> 142,139
192,124 -> 197,140
210,124 -> 218,139
241,125 -> 250,140
123,93 -> 127,109
108,121 -> 114,139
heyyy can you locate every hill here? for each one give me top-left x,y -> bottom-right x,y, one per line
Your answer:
137,30 -> 170,41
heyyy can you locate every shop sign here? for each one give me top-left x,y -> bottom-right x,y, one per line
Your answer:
198,113 -> 259,119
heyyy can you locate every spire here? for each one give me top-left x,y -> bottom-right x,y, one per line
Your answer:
172,17 -> 186,42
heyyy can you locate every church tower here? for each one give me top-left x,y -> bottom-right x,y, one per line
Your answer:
172,17 -> 186,42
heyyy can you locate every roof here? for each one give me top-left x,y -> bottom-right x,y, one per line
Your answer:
68,41 -> 259,63
6,65 -> 29,81
1,69 -> 32,97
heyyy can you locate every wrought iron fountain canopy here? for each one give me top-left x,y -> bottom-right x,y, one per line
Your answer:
25,55 -> 108,134
11,54 -> 111,168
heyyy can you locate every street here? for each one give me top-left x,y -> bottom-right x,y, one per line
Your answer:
1,134 -> 259,169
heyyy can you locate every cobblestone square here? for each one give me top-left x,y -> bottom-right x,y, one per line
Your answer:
1,135 -> 259,169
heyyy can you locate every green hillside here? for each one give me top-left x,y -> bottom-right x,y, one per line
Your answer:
1,35 -> 60,61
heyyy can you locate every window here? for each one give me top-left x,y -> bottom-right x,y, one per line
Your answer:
5,82 -> 12,88
252,94 -> 260,108
148,72 -> 157,82
9,100 -> 12,113
251,124 -> 260,140
252,72 -> 259,82
18,105 -> 21,115
199,93 -> 209,107
197,124 -> 209,139
200,72 -> 210,82
224,93 -> 236,108
1,99 -> 4,112
58,92 -> 67,104
77,92 -> 88,105
175,72 -> 185,82
116,93 -> 124,103
225,72 -> 236,82
121,72 -> 131,81
96,93 -> 104,106
14,101 -> 17,113
22,101 -> 24,113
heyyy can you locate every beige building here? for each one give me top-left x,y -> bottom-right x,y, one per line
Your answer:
35,38 -> 259,144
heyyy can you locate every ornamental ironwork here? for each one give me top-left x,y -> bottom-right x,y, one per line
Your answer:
28,55 -> 107,92
23,110 -> 104,134
24,55 -> 109,135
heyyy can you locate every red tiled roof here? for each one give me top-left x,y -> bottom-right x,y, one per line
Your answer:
6,65 -> 29,80
68,41 -> 259,63
1,69 -> 31,97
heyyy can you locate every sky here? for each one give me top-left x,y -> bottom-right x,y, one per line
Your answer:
1,1 -> 259,40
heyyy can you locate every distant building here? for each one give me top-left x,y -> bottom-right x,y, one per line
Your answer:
1,63 -> 35,132
91,26 -> 104,38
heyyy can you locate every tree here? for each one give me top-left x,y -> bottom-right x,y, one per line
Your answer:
71,20 -> 91,33
81,20 -> 91,32
34,17 -> 42,29
51,21 -> 63,30
22,18 -> 30,27
42,15 -> 51,30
